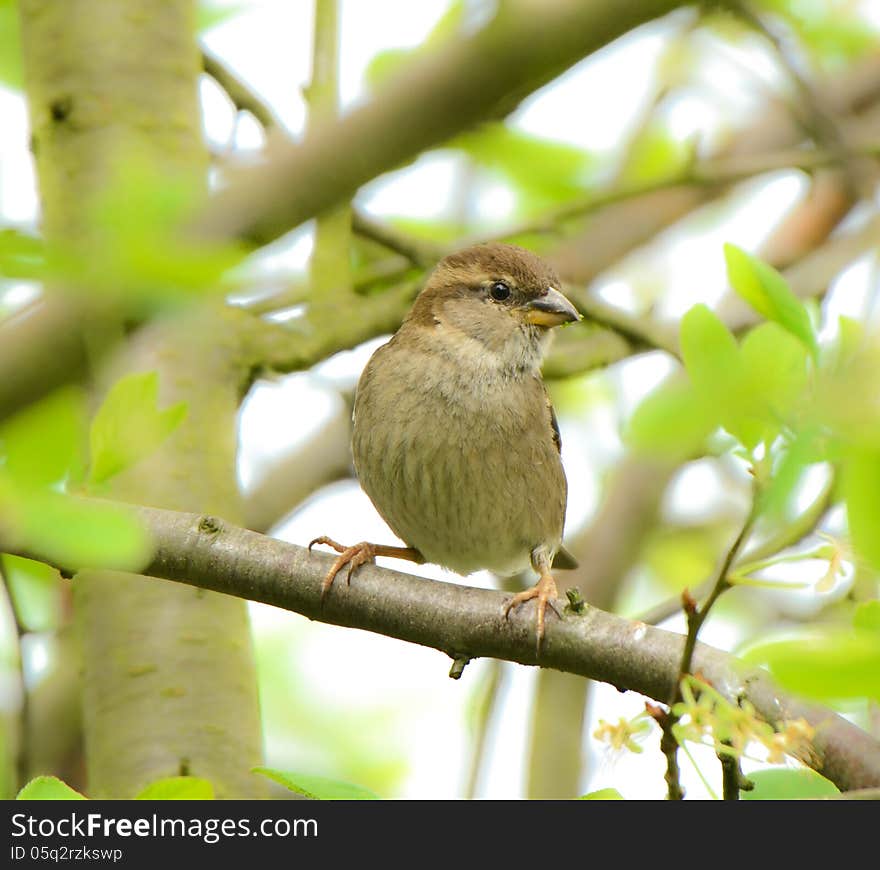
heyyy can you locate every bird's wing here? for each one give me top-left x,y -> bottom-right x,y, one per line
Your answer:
548,393 -> 562,454
541,381 -> 577,569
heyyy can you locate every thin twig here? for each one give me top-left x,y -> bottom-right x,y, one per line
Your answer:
351,211 -> 446,268
637,470 -> 833,627
717,740 -> 752,800
201,48 -> 281,130
657,493 -> 759,799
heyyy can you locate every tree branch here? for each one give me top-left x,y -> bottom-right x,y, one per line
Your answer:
4,499 -> 880,793
193,0 -> 687,246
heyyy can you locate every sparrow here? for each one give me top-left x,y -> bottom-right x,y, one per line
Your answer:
310,242 -> 580,650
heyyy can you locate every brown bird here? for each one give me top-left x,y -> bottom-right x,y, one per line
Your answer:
310,242 -> 580,649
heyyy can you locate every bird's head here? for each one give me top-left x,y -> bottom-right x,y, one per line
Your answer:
405,243 -> 581,373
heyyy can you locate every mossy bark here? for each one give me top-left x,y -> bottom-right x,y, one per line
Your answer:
19,0 -> 265,798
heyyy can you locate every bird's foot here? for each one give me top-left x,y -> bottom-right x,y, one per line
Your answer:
308,537 -> 424,601
503,572 -> 561,653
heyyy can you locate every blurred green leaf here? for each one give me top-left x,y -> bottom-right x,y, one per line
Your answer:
724,244 -> 818,360
626,376 -> 714,458
39,160 -> 245,311
4,487 -> 152,571
854,601 -> 880,634
0,387 -> 86,487
89,371 -> 187,485
741,768 -> 838,800
680,304 -> 740,392
364,0 -> 466,92
680,304 -> 764,448
758,427 -> 825,519
2,555 -> 60,632
823,315 -> 864,375
136,776 -> 215,800
757,0 -> 877,68
0,230 -> 45,281
253,768 -> 380,800
198,0 -> 242,33
842,445 -> 880,572
744,630 -> 880,700
619,120 -> 692,185
17,776 -> 87,800
740,322 -> 809,424
579,787 -> 624,800
453,124 -> 596,212
0,0 -> 22,89
644,526 -> 721,593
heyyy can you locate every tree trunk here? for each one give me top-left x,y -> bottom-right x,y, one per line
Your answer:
18,0 -> 265,798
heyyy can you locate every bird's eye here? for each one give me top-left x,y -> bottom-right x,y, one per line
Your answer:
489,281 -> 511,301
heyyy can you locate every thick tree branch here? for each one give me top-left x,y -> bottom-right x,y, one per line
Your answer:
193,0 -> 686,246
4,500 -> 880,793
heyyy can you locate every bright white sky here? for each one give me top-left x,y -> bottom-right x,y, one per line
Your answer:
1,0 -> 876,799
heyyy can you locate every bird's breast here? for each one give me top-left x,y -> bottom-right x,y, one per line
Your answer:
351,343 -> 566,576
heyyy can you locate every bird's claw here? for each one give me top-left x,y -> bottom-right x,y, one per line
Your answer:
503,573 -> 560,653
309,538 -> 377,601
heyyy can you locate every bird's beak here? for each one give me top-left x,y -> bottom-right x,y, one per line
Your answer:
523,287 -> 581,327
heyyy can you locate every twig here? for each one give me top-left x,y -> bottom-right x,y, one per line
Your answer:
658,494 -> 759,799
638,472 -> 833,627
725,3 -> 849,163
351,211 -> 446,268
491,141 -> 880,248
717,740 -> 752,800
201,48 -> 281,130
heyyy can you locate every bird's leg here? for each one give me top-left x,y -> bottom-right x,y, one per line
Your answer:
308,536 -> 424,600
503,545 -> 562,652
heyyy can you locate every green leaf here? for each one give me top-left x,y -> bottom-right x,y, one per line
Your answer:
626,376 -> 715,458
680,304 -> 763,448
841,445 -> 880,572
579,788 -> 624,800
17,776 -> 87,800
744,630 -> 880,700
741,768 -> 838,801
739,322 -> 809,425
854,601 -> 880,634
680,304 -> 740,393
758,427 -> 825,519
625,380 -> 717,459
724,244 -> 818,359
0,229 -> 45,280
42,159 -> 245,311
4,488 -> 152,571
1,555 -> 60,632
618,120 -> 691,185
252,768 -> 380,800
0,387 -> 86,487
365,0 -> 466,92
89,371 -> 187,485
453,124 -> 597,211
198,0 -> 242,32
136,777 -> 215,800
